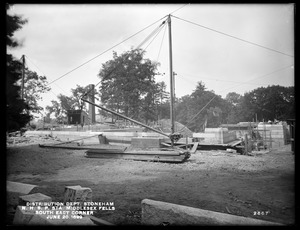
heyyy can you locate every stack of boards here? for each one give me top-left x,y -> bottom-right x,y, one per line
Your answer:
39,143 -> 192,163
85,148 -> 191,163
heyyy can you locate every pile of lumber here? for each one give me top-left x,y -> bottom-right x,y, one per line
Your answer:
85,148 -> 191,163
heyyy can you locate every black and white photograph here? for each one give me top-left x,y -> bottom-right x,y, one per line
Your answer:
6,3 -> 295,226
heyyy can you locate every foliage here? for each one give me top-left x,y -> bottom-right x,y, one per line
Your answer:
224,92 -> 245,124
174,83 -> 294,133
45,85 -> 98,124
175,82 -> 231,132
6,4 -> 28,48
7,55 -> 32,132
225,92 -> 243,106
6,5 -> 32,132
23,68 -> 51,114
241,85 -> 294,121
46,98 -> 67,124
98,48 -> 160,123
155,81 -> 170,121
71,84 -> 99,112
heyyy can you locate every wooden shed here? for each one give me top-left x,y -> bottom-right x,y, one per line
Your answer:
67,110 -> 90,125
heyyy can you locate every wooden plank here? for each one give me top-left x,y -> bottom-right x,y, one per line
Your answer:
85,149 -> 182,156
176,144 -> 188,148
124,150 -> 181,156
161,142 -> 172,147
85,153 -> 124,158
190,142 -> 199,154
39,144 -> 126,151
226,140 -> 242,146
86,149 -> 125,154
106,136 -> 132,144
84,152 -> 187,163
122,154 -> 186,163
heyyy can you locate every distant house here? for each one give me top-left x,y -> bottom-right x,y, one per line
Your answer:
67,110 -> 90,125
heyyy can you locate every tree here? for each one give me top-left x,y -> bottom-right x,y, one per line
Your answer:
206,106 -> 223,128
45,84 -> 98,124
225,92 -> 243,106
225,92 -> 245,123
46,99 -> 66,124
241,85 -> 294,121
176,81 -> 231,132
6,4 -> 27,48
6,4 -> 31,132
98,48 -> 160,122
71,84 -> 99,112
154,81 -> 169,121
23,68 -> 51,114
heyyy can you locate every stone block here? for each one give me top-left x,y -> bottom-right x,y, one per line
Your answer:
195,133 -> 216,138
141,199 -> 282,226
13,206 -> 37,225
102,131 -> 138,137
7,181 -> 37,206
63,186 -> 92,203
205,128 -> 223,133
131,137 -> 162,149
19,193 -> 52,206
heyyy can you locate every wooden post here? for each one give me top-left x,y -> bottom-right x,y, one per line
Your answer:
244,134 -> 248,155
186,136 -> 188,150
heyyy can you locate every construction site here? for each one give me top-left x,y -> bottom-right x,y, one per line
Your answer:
6,4 -> 295,227
6,96 -> 295,225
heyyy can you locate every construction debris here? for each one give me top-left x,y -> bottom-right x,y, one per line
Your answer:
7,134 -> 61,146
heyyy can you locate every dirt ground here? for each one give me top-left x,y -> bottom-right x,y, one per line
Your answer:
6,138 -> 295,226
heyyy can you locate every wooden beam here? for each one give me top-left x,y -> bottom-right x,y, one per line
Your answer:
190,142 -> 199,154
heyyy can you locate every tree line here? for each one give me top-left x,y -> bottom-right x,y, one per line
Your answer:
7,4 -> 50,132
7,4 -> 294,133
45,48 -> 294,132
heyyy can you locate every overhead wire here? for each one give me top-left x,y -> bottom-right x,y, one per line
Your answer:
156,22 -> 168,62
171,15 -> 294,58
179,72 -> 290,86
24,55 -> 75,112
35,5 -> 293,135
218,64 -> 293,93
144,22 -> 167,51
24,55 -> 82,113
46,15 -> 168,86
81,18 -> 168,101
45,5 -> 189,88
169,3 -> 190,15
40,6 -> 187,113
176,64 -> 294,134
24,55 -> 69,95
22,55 -> 60,99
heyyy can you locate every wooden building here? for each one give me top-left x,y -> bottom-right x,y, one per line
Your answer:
67,110 -> 90,125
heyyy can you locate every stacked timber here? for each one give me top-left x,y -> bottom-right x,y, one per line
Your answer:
85,148 -> 190,163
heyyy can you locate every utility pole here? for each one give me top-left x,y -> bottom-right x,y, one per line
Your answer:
21,55 -> 25,100
168,15 -> 175,135
173,71 -> 177,100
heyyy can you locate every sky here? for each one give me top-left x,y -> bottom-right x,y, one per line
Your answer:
7,4 -> 294,116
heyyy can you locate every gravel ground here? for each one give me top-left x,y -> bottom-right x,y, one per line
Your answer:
6,137 -> 295,226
